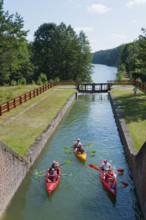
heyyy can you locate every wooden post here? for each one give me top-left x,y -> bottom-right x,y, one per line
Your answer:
0,105 -> 2,116
29,91 -> 31,99
7,101 -> 10,111
14,99 -> 16,107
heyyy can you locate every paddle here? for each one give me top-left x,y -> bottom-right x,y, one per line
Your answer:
66,150 -> 96,155
88,164 -> 128,187
34,172 -> 73,181
117,169 -> 124,173
34,160 -> 72,177
64,143 -> 93,150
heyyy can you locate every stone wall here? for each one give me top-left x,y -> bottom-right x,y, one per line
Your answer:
0,143 -> 28,216
109,92 -> 146,220
0,93 -> 76,216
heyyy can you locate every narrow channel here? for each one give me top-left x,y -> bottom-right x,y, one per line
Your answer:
0,64 -> 143,220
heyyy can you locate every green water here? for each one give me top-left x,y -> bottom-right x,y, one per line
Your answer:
0,65 -> 143,220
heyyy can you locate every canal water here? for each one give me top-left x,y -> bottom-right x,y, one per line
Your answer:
0,64 -> 143,220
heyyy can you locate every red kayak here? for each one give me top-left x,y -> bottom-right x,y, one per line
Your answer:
100,160 -> 117,196
45,161 -> 61,194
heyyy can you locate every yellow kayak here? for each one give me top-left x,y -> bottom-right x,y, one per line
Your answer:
73,148 -> 87,161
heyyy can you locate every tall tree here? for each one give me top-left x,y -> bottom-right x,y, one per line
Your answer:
0,0 -> 33,85
32,23 -> 57,81
32,22 -> 92,82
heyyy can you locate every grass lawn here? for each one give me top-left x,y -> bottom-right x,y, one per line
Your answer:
0,84 -> 40,104
0,85 -> 75,156
111,85 -> 146,150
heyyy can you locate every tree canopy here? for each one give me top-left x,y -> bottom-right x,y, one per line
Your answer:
0,0 -> 92,85
92,28 -> 146,82
32,22 -> 92,82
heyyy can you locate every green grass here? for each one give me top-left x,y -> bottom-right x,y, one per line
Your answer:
0,85 -> 75,156
111,85 -> 146,150
0,84 -> 40,104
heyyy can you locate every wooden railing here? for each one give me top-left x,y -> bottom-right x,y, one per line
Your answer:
107,80 -> 132,84
0,79 -> 146,116
0,82 -> 54,116
132,80 -> 146,93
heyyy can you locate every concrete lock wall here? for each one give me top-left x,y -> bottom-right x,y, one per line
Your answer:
109,92 -> 146,220
0,143 -> 28,216
0,93 -> 76,216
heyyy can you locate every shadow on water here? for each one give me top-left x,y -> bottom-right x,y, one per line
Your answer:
101,184 -> 117,205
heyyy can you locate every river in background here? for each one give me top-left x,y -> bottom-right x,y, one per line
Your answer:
0,64 -> 143,220
91,64 -> 117,83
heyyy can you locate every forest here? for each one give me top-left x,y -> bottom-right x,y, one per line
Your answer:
1,0 -> 146,85
0,0 -> 92,86
92,28 -> 146,82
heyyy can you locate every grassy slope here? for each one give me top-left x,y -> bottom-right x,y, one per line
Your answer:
111,85 -> 146,150
0,85 -> 40,104
1,84 -> 145,154
0,85 -> 75,156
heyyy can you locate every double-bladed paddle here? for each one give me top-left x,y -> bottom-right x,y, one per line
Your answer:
64,143 -> 93,150
88,164 -> 128,187
34,160 -> 72,177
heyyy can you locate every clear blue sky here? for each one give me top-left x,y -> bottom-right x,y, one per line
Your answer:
3,0 -> 146,52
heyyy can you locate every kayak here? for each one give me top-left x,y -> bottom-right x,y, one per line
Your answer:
100,160 -> 117,196
45,161 -> 61,194
73,147 -> 87,161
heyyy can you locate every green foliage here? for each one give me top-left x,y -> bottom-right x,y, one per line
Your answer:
37,73 -> 48,85
11,80 -> 17,86
116,64 -> 126,80
92,27 -> 146,82
19,77 -> 26,85
92,47 -> 120,66
32,22 -> 92,83
54,77 -> 60,82
0,1 -> 33,85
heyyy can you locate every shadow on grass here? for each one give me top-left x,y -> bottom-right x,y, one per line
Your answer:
114,94 -> 146,123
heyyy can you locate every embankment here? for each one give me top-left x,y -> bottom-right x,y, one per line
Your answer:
109,92 -> 146,220
0,92 -> 76,216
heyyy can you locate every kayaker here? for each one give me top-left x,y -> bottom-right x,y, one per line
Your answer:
48,161 -> 61,177
77,145 -> 85,154
105,168 -> 114,182
101,159 -> 111,171
48,168 -> 58,182
74,138 -> 85,153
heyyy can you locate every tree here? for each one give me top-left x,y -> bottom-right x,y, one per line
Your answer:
32,23 -> 58,81
0,1 -> 33,85
32,22 -> 92,82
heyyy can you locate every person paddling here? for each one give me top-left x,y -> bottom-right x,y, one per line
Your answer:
101,159 -> 111,171
74,138 -> 85,154
48,160 -> 61,182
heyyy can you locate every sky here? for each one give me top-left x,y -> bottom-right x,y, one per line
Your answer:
3,0 -> 146,53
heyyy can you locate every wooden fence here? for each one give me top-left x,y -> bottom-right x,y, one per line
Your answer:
0,82 -> 55,116
0,80 -> 146,116
132,80 -> 146,93
108,80 -> 146,93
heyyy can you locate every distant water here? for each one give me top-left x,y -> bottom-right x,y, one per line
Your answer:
91,64 -> 117,83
